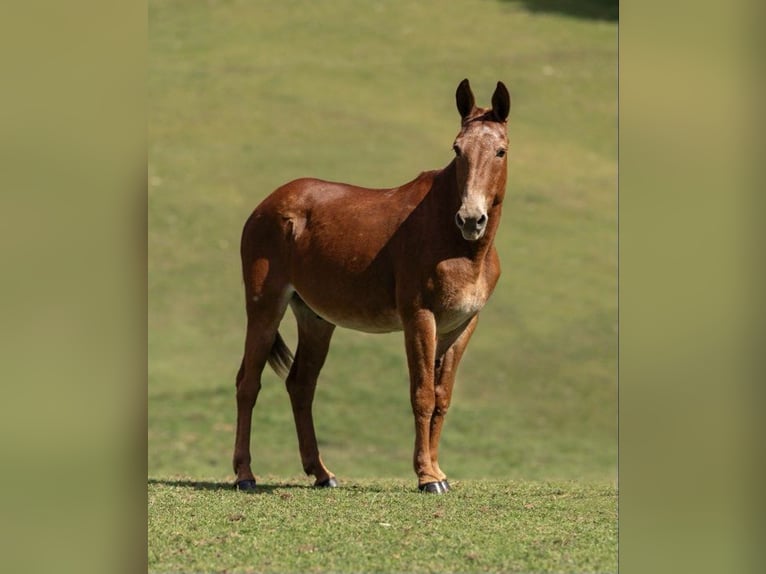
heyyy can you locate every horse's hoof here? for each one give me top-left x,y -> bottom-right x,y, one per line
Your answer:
418,481 -> 448,494
439,479 -> 451,492
314,477 -> 338,488
235,479 -> 257,491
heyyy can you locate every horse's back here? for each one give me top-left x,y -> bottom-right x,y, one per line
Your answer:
266,177 -> 393,210
246,173 -> 433,254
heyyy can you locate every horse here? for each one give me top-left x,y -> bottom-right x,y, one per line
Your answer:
233,78 -> 511,493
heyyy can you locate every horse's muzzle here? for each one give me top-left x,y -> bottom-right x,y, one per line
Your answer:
455,210 -> 488,241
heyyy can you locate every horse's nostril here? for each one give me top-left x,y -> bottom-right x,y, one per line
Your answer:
455,213 -> 465,228
477,213 -> 488,227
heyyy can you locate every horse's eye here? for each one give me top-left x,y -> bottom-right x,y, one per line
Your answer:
496,149 -> 506,158
453,144 -> 462,157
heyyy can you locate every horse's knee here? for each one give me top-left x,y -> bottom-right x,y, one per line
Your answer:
412,382 -> 436,406
434,383 -> 451,414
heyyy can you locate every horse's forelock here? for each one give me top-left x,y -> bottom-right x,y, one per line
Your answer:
462,108 -> 505,125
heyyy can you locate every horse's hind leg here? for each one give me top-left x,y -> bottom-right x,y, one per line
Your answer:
233,287 -> 291,490
285,296 -> 337,487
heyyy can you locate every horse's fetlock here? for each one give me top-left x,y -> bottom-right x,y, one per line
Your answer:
233,454 -> 251,474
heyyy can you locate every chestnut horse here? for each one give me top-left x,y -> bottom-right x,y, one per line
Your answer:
233,79 -> 510,493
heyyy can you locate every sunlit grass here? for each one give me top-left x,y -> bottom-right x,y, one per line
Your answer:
149,478 -> 617,573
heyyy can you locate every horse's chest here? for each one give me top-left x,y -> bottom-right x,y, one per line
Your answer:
432,260 -> 494,333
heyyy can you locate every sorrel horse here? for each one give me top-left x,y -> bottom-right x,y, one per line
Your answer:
233,79 -> 511,493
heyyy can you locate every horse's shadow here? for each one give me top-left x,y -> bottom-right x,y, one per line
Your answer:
148,478 -> 311,494
148,478 -> 392,494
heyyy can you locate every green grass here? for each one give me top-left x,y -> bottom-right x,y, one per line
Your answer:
150,0 -> 616,571
149,478 -> 616,573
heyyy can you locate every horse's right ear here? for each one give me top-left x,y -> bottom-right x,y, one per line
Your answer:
456,78 -> 475,120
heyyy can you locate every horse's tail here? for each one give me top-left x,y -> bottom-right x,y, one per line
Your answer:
267,331 -> 294,379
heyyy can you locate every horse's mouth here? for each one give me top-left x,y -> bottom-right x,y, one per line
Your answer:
460,228 -> 485,241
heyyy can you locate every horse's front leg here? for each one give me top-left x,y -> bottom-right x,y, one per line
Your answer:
403,309 -> 444,492
430,315 -> 479,490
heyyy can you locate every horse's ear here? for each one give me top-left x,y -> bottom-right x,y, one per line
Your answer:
491,81 -> 511,122
456,78 -> 475,120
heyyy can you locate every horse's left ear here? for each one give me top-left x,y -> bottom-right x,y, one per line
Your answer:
491,81 -> 511,122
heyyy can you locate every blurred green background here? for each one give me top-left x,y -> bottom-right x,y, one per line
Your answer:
149,0 -> 617,484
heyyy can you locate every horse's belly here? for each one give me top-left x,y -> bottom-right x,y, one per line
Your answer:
328,310 -> 403,333
292,282 -> 403,334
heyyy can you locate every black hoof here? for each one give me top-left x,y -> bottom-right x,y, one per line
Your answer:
418,481 -> 448,494
235,479 -> 257,491
314,477 -> 338,488
439,479 -> 451,492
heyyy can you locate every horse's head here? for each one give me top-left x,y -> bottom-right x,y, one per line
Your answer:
452,79 -> 510,241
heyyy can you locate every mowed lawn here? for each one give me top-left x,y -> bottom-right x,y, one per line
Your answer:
149,0 -> 617,571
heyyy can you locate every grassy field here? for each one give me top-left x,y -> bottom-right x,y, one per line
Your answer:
149,0 -> 617,571
149,478 -> 616,573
